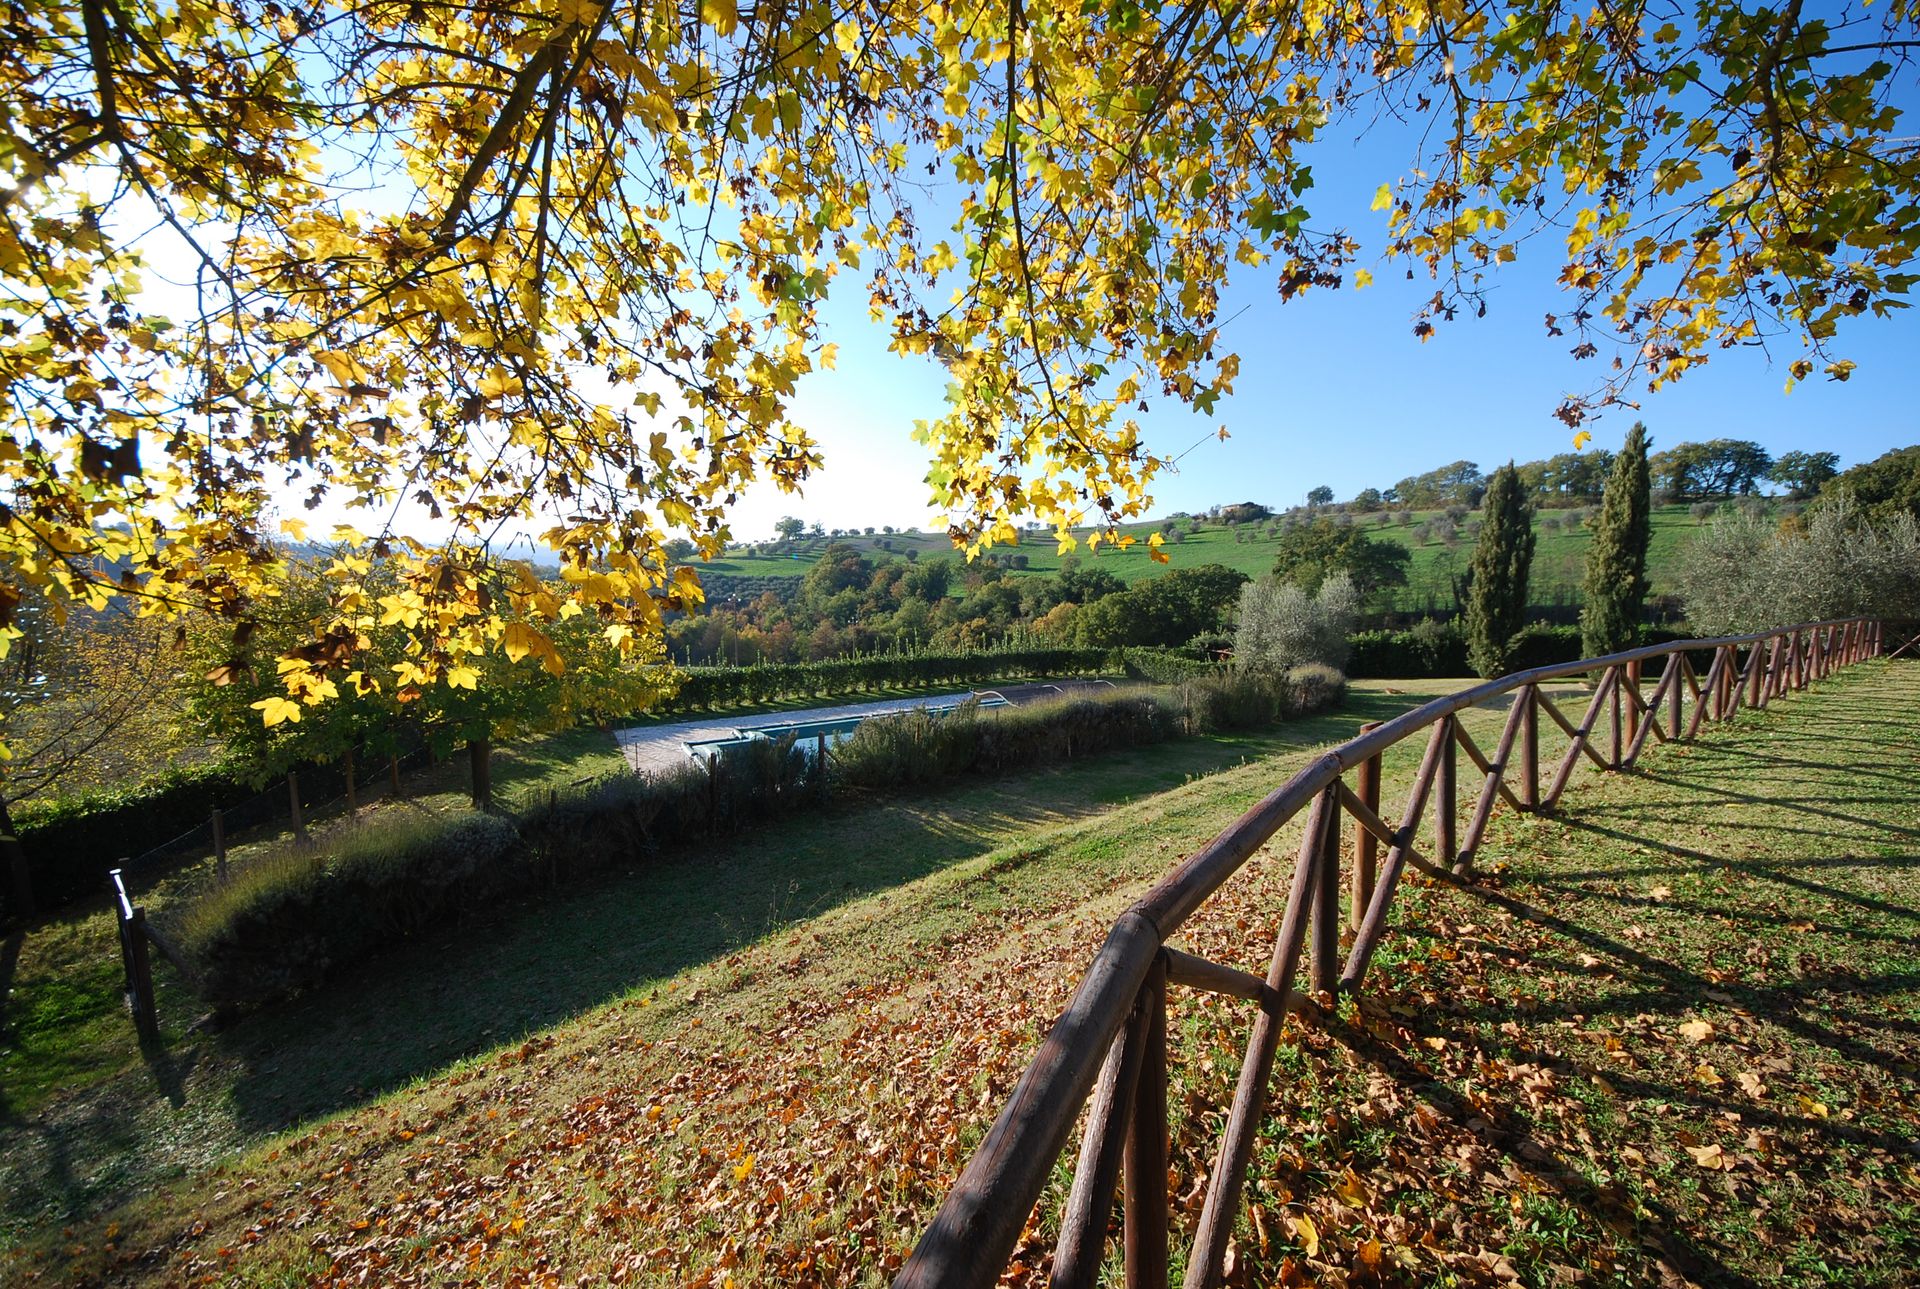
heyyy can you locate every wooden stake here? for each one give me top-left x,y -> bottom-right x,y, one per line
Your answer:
1352,723 -> 1381,927
1624,658 -> 1641,749
1344,722 -> 1448,984
1435,716 -> 1457,870
1519,685 -> 1539,811
1456,697 -> 1527,873
1053,995 -> 1150,1289
288,770 -> 306,842
1310,791 -> 1342,998
1184,795 -> 1330,1289
1122,956 -> 1168,1289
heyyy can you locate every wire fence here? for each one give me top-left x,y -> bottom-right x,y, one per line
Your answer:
112,743 -> 438,901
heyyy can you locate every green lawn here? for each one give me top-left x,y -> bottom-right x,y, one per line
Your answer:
5,662 -> 1911,1288
702,502 -> 1738,614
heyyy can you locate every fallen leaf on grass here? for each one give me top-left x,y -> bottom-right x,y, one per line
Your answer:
1737,1071 -> 1768,1099
1687,1143 -> 1729,1170
1291,1213 -> 1319,1258
1678,1019 -> 1715,1043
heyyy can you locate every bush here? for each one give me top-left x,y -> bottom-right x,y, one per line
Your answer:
1346,619 -> 1468,678
1234,574 -> 1359,675
9,742 -> 404,918
1678,496 -> 1920,634
664,645 -> 1110,711
1120,646 -> 1219,684
176,810 -> 520,1006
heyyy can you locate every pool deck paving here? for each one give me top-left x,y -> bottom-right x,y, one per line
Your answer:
612,681 -> 1116,774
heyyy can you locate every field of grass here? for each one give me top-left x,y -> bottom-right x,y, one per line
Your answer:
5,657 -> 1911,1286
703,502 -> 1737,614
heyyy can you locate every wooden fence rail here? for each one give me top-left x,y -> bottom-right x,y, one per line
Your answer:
895,617 -> 1882,1289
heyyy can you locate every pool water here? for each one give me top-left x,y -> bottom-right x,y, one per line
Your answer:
684,696 -> 1010,762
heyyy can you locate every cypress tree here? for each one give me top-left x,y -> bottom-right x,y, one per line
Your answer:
1581,423 -> 1652,658
1465,462 -> 1536,677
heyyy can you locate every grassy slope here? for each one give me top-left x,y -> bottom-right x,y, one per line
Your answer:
0,727 -> 629,1120
6,660 -> 1914,1287
701,503 -> 1722,612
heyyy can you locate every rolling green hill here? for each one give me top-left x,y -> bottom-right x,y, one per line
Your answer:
701,502 -> 1754,615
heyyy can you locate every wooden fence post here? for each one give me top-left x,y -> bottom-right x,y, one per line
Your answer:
1668,655 -> 1684,739
1311,792 -> 1342,998
1625,659 -> 1641,749
1351,724 -> 1381,926
110,868 -> 158,1042
1609,666 -> 1624,770
469,737 -> 493,810
211,808 -> 227,884
707,751 -> 720,833
1435,716 -> 1457,868
1123,955 -> 1169,1289
1520,685 -> 1539,811
287,770 -> 306,842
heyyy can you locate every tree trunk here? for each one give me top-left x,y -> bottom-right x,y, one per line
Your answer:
469,737 -> 492,810
0,796 -> 36,920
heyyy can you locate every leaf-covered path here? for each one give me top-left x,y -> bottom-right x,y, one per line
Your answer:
12,664 -> 1920,1287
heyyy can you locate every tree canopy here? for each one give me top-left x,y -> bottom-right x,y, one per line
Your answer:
1269,517 -> 1411,600
5,0 -> 1918,731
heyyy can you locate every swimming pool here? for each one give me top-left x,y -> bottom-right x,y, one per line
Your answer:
684,695 -> 1010,762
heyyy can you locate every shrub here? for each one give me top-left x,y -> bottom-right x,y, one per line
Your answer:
1678,495 -> 1920,635
664,645 -> 1110,711
176,810 -> 520,1006
1346,619 -> 1468,678
1120,647 -> 1219,684
1234,574 -> 1360,675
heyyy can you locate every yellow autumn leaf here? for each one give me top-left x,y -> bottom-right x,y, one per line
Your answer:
1291,1213 -> 1319,1257
446,664 -> 480,690
251,696 -> 303,727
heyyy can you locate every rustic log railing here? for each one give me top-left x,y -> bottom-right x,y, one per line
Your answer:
896,617 -> 1882,1289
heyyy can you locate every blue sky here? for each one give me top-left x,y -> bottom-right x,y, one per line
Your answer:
740,117 -> 1920,539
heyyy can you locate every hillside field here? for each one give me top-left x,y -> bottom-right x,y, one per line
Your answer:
704,502 -> 1738,615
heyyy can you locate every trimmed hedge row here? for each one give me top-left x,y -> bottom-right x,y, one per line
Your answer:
8,751 -> 370,918
662,646 -> 1111,710
168,674 -> 1346,1008
1347,621 -> 1697,679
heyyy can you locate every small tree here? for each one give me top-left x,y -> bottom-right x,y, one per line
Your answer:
1580,423 -> 1652,658
1234,574 -> 1360,676
1464,463 -> 1536,677
1306,485 -> 1335,509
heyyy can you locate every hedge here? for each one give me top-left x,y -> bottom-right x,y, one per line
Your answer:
1347,621 -> 1697,679
662,645 -> 1112,711
7,750 -> 375,918
166,673 -> 1346,1008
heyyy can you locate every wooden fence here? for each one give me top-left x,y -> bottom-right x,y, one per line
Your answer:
895,617 -> 1882,1289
